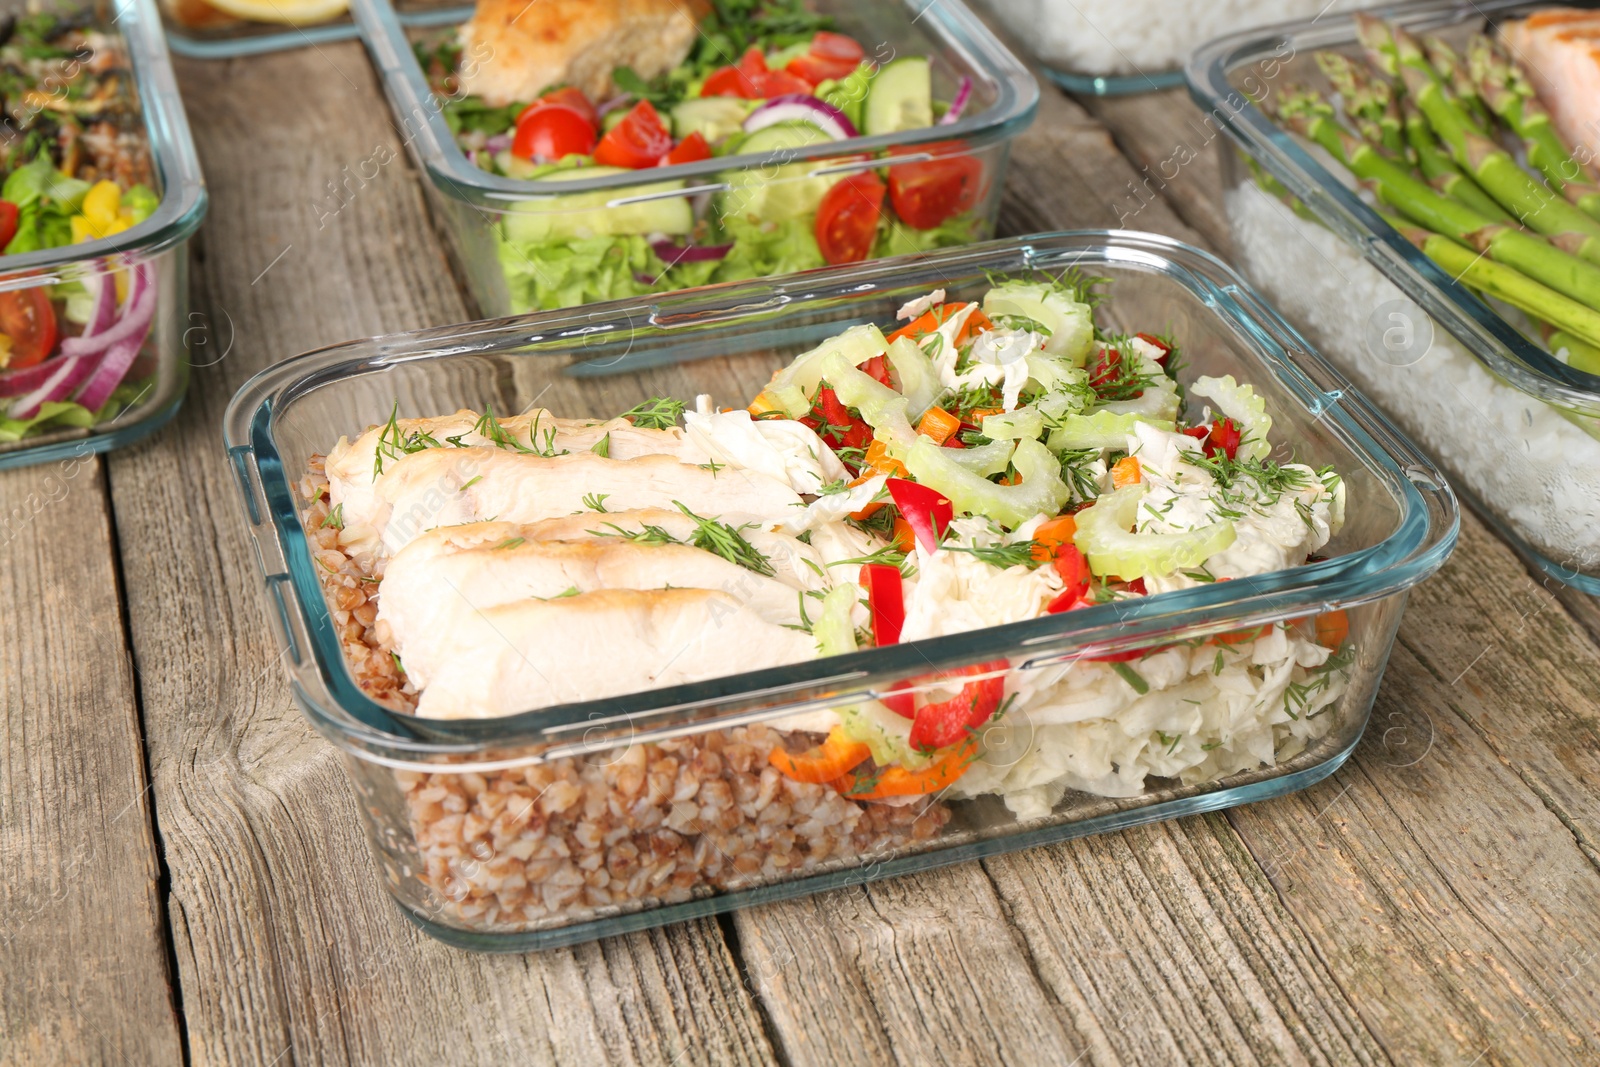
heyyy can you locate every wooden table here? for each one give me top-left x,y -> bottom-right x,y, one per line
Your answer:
6,31 -> 1600,1067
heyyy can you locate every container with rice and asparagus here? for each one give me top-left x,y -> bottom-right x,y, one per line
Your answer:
1190,0 -> 1600,591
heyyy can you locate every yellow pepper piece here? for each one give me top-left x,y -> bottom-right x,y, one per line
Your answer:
71,215 -> 98,243
104,217 -> 131,237
82,180 -> 121,229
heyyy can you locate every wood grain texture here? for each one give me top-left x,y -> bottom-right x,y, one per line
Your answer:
0,456 -> 181,1066
105,46 -> 773,1066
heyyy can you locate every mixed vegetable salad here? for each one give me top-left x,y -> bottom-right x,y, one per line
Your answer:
419,0 -> 989,311
324,273 -> 1354,811
0,9 -> 160,442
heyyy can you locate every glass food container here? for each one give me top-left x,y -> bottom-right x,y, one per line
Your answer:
983,0 -> 1377,96
350,0 -> 1037,317
0,0 -> 207,472
1189,0 -> 1600,594
225,232 -> 1456,951
159,1 -> 457,61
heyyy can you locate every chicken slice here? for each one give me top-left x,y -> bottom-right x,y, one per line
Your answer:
349,448 -> 803,557
1502,12 -> 1600,157
325,408 -> 683,552
405,588 -> 817,719
510,508 -> 831,592
378,522 -> 805,646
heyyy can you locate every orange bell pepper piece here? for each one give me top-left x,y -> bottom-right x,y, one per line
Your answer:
769,727 -> 871,784
955,308 -> 994,346
1030,514 -> 1078,562
838,740 -> 977,800
861,438 -> 908,478
890,516 -> 916,553
1314,609 -> 1350,650
886,301 -> 971,344
1111,455 -> 1142,489
915,406 -> 961,445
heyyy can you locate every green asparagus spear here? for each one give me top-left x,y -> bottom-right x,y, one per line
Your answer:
1399,95 -> 1511,221
1396,28 -> 1600,254
1279,100 -> 1600,309
1395,223 -> 1600,348
1423,35 -> 1493,131
1353,12 -> 1399,77
1547,329 -> 1600,374
1316,52 -> 1405,155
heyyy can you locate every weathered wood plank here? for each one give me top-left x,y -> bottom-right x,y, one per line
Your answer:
0,456 -> 181,1066
105,45 -> 774,1066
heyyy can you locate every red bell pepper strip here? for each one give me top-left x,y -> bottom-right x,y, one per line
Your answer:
886,477 -> 952,553
861,354 -> 894,387
862,563 -> 905,647
908,660 -> 1007,751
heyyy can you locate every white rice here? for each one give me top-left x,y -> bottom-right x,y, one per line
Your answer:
986,0 -> 1370,78
1226,183 -> 1600,576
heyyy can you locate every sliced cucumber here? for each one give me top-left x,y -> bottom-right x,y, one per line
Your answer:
716,123 -> 841,224
864,56 -> 932,136
501,166 -> 693,243
669,96 -> 751,144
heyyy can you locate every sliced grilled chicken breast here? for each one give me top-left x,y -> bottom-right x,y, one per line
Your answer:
407,587 -> 817,719
1501,11 -> 1600,158
351,448 -> 802,556
379,523 -> 806,643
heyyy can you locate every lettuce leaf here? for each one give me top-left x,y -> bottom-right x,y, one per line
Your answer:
496,233 -> 664,313
709,214 -> 826,283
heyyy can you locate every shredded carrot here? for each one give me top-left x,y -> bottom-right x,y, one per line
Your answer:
848,470 -> 886,520
1111,455 -> 1142,488
890,516 -> 916,553
886,302 -> 972,344
915,407 -> 961,445
769,727 -> 871,784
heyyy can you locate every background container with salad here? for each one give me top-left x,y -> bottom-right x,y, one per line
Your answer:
352,0 -> 1037,316
1189,0 -> 1600,593
225,232 -> 1457,950
0,0 -> 205,469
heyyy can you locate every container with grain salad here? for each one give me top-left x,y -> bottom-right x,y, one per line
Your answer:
1189,0 -> 1600,592
0,0 -> 204,469
351,0 -> 1036,315
226,233 -> 1456,950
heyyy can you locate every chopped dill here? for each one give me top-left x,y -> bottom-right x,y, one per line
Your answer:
494,537 -> 526,551
943,540 -> 1040,569
459,475 -> 482,492
320,503 -> 344,529
591,433 -> 611,458
701,458 -> 725,476
621,396 -> 686,430
1111,661 -> 1149,694
815,478 -> 852,496
582,492 -> 610,512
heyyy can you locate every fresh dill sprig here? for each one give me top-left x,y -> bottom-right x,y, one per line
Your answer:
473,404 -> 535,455
673,501 -> 774,576
371,402 -> 444,477
1111,662 -> 1149,694
621,396 -> 686,430
582,492 -> 610,512
320,503 -> 344,529
943,540 -> 1040,569
591,432 -> 611,458
494,537 -> 526,551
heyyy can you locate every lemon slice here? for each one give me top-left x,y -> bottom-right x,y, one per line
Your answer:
202,0 -> 348,25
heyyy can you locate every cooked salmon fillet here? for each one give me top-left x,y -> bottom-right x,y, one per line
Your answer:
457,0 -> 711,107
1500,9 -> 1600,159
404,587 -> 817,719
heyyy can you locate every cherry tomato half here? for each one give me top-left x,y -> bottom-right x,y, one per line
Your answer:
886,143 -> 984,230
593,100 -> 674,169
0,287 -> 58,370
815,172 -> 886,264
663,131 -> 712,166
536,86 -> 599,128
0,201 -> 17,251
787,32 -> 865,84
510,103 -> 597,162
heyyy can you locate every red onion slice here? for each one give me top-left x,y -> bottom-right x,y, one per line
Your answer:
743,94 -> 858,140
484,133 -> 512,154
82,272 -> 118,337
651,239 -> 733,264
0,352 -> 85,398
8,353 -> 95,421
938,77 -> 973,125
60,263 -> 153,360
73,335 -> 143,414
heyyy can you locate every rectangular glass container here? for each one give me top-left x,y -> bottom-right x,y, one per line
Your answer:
350,0 -> 1037,317
0,0 -> 207,471
224,232 -> 1456,951
984,0 -> 1375,96
159,1 -> 458,61
1188,0 -> 1600,593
